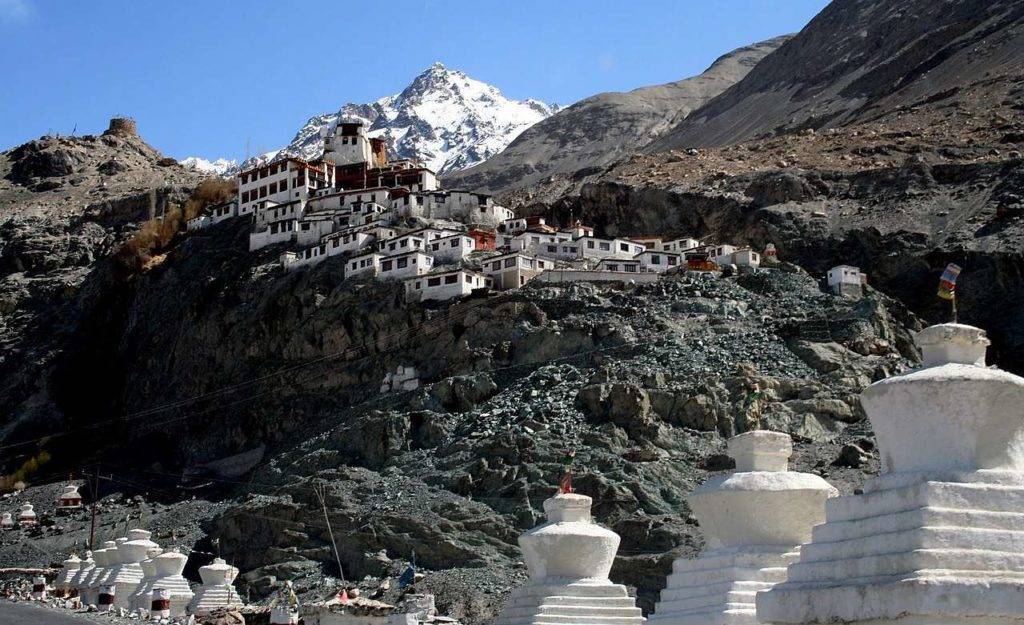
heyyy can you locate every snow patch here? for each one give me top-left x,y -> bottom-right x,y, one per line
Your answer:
243,63 -> 557,175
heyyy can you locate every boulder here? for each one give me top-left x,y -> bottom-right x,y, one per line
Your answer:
744,172 -> 818,207
578,383 -> 652,431
783,397 -> 858,423
430,373 -> 498,412
788,340 -> 858,373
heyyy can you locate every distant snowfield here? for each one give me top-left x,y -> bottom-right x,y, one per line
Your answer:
187,63 -> 557,177
179,156 -> 238,176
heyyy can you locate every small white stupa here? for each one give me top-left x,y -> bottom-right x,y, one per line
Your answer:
97,537 -> 128,591
17,502 -> 37,526
648,431 -> 836,625
31,575 -> 47,600
128,546 -> 163,611
759,324 -> 1024,625
82,541 -> 117,606
495,492 -> 644,625
109,529 -> 159,607
150,547 -> 194,617
68,550 -> 94,600
188,557 -> 241,615
0,512 -> 13,529
54,553 -> 82,596
57,484 -> 83,512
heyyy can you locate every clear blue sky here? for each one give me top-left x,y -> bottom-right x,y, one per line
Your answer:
0,0 -> 829,162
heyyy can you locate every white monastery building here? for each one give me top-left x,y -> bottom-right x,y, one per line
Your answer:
482,253 -> 551,290
826,264 -> 865,297
405,269 -> 491,302
180,109 -> 774,302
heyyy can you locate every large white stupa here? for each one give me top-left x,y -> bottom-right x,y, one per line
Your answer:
68,550 -> 94,599
151,547 -> 195,616
108,529 -> 159,607
189,557 -> 242,615
649,430 -> 836,625
759,323 -> 1024,625
81,541 -> 117,605
495,492 -> 644,625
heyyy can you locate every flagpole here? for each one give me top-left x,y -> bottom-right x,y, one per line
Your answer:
952,292 -> 958,324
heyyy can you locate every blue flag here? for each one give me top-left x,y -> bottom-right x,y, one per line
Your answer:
398,564 -> 415,588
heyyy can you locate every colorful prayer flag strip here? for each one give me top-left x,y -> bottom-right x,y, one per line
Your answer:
937,263 -> 961,300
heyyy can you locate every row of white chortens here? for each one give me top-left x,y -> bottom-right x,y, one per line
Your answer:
42,531 -> 241,617
186,121 -> 834,303
33,322 -> 1001,625
496,322 -> 1023,625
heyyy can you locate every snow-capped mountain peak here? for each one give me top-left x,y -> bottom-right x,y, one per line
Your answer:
266,63 -> 558,175
179,156 -> 238,176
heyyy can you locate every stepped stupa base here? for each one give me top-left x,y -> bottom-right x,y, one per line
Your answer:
154,573 -> 194,614
649,547 -> 799,625
496,580 -> 643,625
137,576 -> 194,616
189,585 -> 242,615
758,472 -> 1024,625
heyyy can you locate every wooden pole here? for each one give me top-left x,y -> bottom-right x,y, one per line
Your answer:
314,485 -> 345,581
88,470 -> 99,551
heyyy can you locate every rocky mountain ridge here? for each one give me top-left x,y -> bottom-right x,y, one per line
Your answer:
447,37 -> 788,197
651,0 -> 1024,149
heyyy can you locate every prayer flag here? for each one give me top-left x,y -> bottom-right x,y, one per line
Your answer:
938,263 -> 961,300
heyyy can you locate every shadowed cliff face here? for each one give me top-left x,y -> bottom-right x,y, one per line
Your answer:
2,216 -> 919,620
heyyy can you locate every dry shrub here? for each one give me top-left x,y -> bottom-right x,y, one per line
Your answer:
0,451 -> 51,492
184,177 -> 236,220
115,205 -> 185,273
115,178 -> 235,274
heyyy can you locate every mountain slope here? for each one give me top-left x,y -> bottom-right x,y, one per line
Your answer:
265,63 -> 556,175
446,37 -> 789,197
651,0 -> 1024,150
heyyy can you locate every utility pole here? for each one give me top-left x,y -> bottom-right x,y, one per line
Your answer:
314,484 -> 345,581
88,468 -> 99,551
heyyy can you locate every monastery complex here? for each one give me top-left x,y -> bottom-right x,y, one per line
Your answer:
185,120 -> 778,303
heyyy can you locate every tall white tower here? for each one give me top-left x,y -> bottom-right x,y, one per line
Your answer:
323,121 -> 373,166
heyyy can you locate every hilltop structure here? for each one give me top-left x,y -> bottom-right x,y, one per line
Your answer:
187,120 -> 767,303
759,323 -> 1024,625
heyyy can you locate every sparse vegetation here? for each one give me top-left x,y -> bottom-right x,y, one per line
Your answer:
115,178 -> 237,273
0,452 -> 51,493
184,177 -> 236,221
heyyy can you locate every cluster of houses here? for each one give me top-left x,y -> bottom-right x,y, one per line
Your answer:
186,120 -> 776,303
